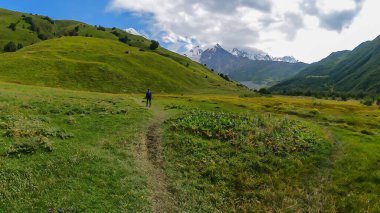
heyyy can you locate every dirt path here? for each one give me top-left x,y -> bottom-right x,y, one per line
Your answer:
133,99 -> 178,213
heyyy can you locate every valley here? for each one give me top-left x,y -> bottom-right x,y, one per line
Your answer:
0,6 -> 379,213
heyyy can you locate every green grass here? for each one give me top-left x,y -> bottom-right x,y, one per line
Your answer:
0,8 -> 148,52
158,94 -> 380,212
0,82 -> 379,212
271,35 -> 380,95
0,82 -> 152,211
163,110 -> 330,211
0,8 -> 244,95
0,36 -> 241,94
0,7 -> 379,212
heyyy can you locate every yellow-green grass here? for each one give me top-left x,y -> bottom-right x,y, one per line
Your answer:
0,80 -> 379,211
158,94 -> 380,212
0,36 -> 242,94
0,82 -> 154,211
0,8 -> 146,52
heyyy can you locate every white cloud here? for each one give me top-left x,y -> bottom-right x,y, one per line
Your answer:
108,0 -> 380,63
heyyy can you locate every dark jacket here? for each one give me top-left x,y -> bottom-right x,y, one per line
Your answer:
146,91 -> 152,99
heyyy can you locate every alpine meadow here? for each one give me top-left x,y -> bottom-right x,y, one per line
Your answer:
0,3 -> 379,213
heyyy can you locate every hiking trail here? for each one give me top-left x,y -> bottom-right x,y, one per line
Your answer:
133,97 -> 178,213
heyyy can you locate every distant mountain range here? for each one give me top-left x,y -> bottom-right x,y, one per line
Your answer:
184,45 -> 299,64
184,44 -> 306,87
270,35 -> 380,96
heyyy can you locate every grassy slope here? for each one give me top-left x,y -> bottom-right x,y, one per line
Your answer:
230,61 -> 308,86
0,36 -> 241,93
0,8 -> 243,94
271,36 -> 380,94
158,94 -> 380,212
0,8 -> 124,50
0,82 -> 152,211
0,82 -> 378,211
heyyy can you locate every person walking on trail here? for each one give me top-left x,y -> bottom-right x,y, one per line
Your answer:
146,89 -> 152,107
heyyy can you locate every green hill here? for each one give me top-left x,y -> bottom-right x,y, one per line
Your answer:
0,8 -> 242,93
0,8 -> 144,50
229,61 -> 308,86
270,36 -> 380,96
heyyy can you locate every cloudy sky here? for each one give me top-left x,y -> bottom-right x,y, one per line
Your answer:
2,0 -> 379,63
107,0 -> 380,63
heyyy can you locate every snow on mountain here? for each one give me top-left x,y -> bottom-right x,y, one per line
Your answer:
124,28 -> 149,39
183,45 -> 204,62
125,28 -> 140,36
272,56 -> 299,63
184,44 -> 300,64
231,47 -> 272,61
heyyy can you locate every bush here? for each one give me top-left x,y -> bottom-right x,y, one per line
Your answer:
8,23 -> 17,31
68,30 -> 78,36
17,43 -> 24,50
258,88 -> 270,95
149,40 -> 160,50
119,36 -> 129,43
38,33 -> 48,40
24,17 -> 40,33
3,42 -> 17,52
361,97 -> 374,106
43,16 -> 55,24
218,73 -> 230,81
97,25 -> 106,31
111,31 -> 120,37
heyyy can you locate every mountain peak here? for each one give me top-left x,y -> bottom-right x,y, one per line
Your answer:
214,43 -> 223,49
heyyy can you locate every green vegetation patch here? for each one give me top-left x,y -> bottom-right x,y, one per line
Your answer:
0,114 -> 73,156
164,110 -> 330,211
170,111 -> 321,156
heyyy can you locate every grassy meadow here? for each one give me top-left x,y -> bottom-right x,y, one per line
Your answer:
0,81 -> 378,211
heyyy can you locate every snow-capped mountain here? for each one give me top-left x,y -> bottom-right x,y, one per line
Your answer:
231,48 -> 272,61
124,28 -> 149,39
200,44 -> 243,74
185,45 -> 300,64
183,45 -> 203,62
272,56 -> 299,63
197,44 -> 308,88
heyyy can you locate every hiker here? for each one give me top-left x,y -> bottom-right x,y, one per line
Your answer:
146,89 -> 152,107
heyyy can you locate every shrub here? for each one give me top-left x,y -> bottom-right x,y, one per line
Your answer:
218,73 -> 230,81
119,36 -> 129,43
3,42 -> 17,52
111,31 -> 120,37
149,40 -> 160,50
24,17 -> 40,33
258,88 -> 270,95
43,16 -> 55,24
8,23 -> 17,31
97,25 -> 106,31
375,97 -> 380,106
68,30 -> 78,36
361,97 -> 374,106
38,33 -> 48,40
17,43 -> 24,50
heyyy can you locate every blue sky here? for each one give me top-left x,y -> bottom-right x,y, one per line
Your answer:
0,0 -> 148,36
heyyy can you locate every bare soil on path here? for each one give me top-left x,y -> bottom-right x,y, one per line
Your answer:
133,100 -> 178,213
